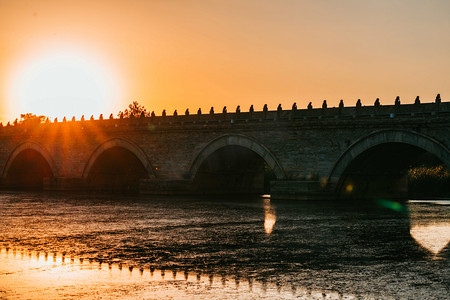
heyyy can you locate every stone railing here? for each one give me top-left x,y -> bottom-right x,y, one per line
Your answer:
1,95 -> 449,130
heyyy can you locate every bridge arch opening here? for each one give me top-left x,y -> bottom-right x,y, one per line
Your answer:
192,145 -> 276,194
331,129 -> 450,200
86,146 -> 150,192
4,149 -> 53,190
337,142 -> 444,199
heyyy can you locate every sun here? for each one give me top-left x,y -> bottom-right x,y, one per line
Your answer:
7,48 -> 122,121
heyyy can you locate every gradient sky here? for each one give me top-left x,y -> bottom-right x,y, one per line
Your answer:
1,0 -> 449,122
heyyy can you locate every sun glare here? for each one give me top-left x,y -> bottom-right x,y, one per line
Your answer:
7,48 -> 121,121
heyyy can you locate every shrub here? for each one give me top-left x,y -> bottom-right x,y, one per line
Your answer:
408,165 -> 450,198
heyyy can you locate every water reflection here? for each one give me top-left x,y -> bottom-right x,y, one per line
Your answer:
410,224 -> 450,255
263,198 -> 276,234
0,193 -> 449,298
0,247 -> 363,299
408,200 -> 450,256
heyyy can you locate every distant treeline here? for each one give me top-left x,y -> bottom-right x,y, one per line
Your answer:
408,165 -> 450,198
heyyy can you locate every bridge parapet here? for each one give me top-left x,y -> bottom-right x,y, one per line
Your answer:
0,99 -> 449,133
0,97 -> 448,198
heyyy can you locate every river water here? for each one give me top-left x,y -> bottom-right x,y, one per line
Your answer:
0,192 -> 449,299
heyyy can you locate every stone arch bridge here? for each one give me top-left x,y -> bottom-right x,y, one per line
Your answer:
0,99 -> 449,199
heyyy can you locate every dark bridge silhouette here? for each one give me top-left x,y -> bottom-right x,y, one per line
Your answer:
0,96 -> 449,199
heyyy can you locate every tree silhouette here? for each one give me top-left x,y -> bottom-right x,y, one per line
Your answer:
19,113 -> 46,125
118,101 -> 150,118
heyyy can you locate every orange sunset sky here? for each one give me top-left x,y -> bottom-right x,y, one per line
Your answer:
1,0 -> 449,122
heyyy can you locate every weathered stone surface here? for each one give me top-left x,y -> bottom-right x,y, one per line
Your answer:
0,101 -> 448,198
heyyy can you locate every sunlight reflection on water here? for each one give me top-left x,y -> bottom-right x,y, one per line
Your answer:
0,247 -> 361,299
408,200 -> 450,257
410,224 -> 450,255
0,193 -> 449,299
263,198 -> 276,235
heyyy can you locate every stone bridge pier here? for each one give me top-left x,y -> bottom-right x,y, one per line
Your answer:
0,97 -> 449,199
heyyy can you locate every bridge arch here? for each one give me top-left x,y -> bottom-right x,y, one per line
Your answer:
2,141 -> 57,189
82,138 -> 156,179
3,141 -> 58,178
329,129 -> 450,195
188,134 -> 286,180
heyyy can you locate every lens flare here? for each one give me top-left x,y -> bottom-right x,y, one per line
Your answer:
345,184 -> 353,193
375,199 -> 407,213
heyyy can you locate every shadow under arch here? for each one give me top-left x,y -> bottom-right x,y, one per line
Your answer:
328,129 -> 450,196
2,141 -> 57,189
3,141 -> 58,178
82,138 -> 156,180
188,135 -> 285,194
188,135 -> 286,181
